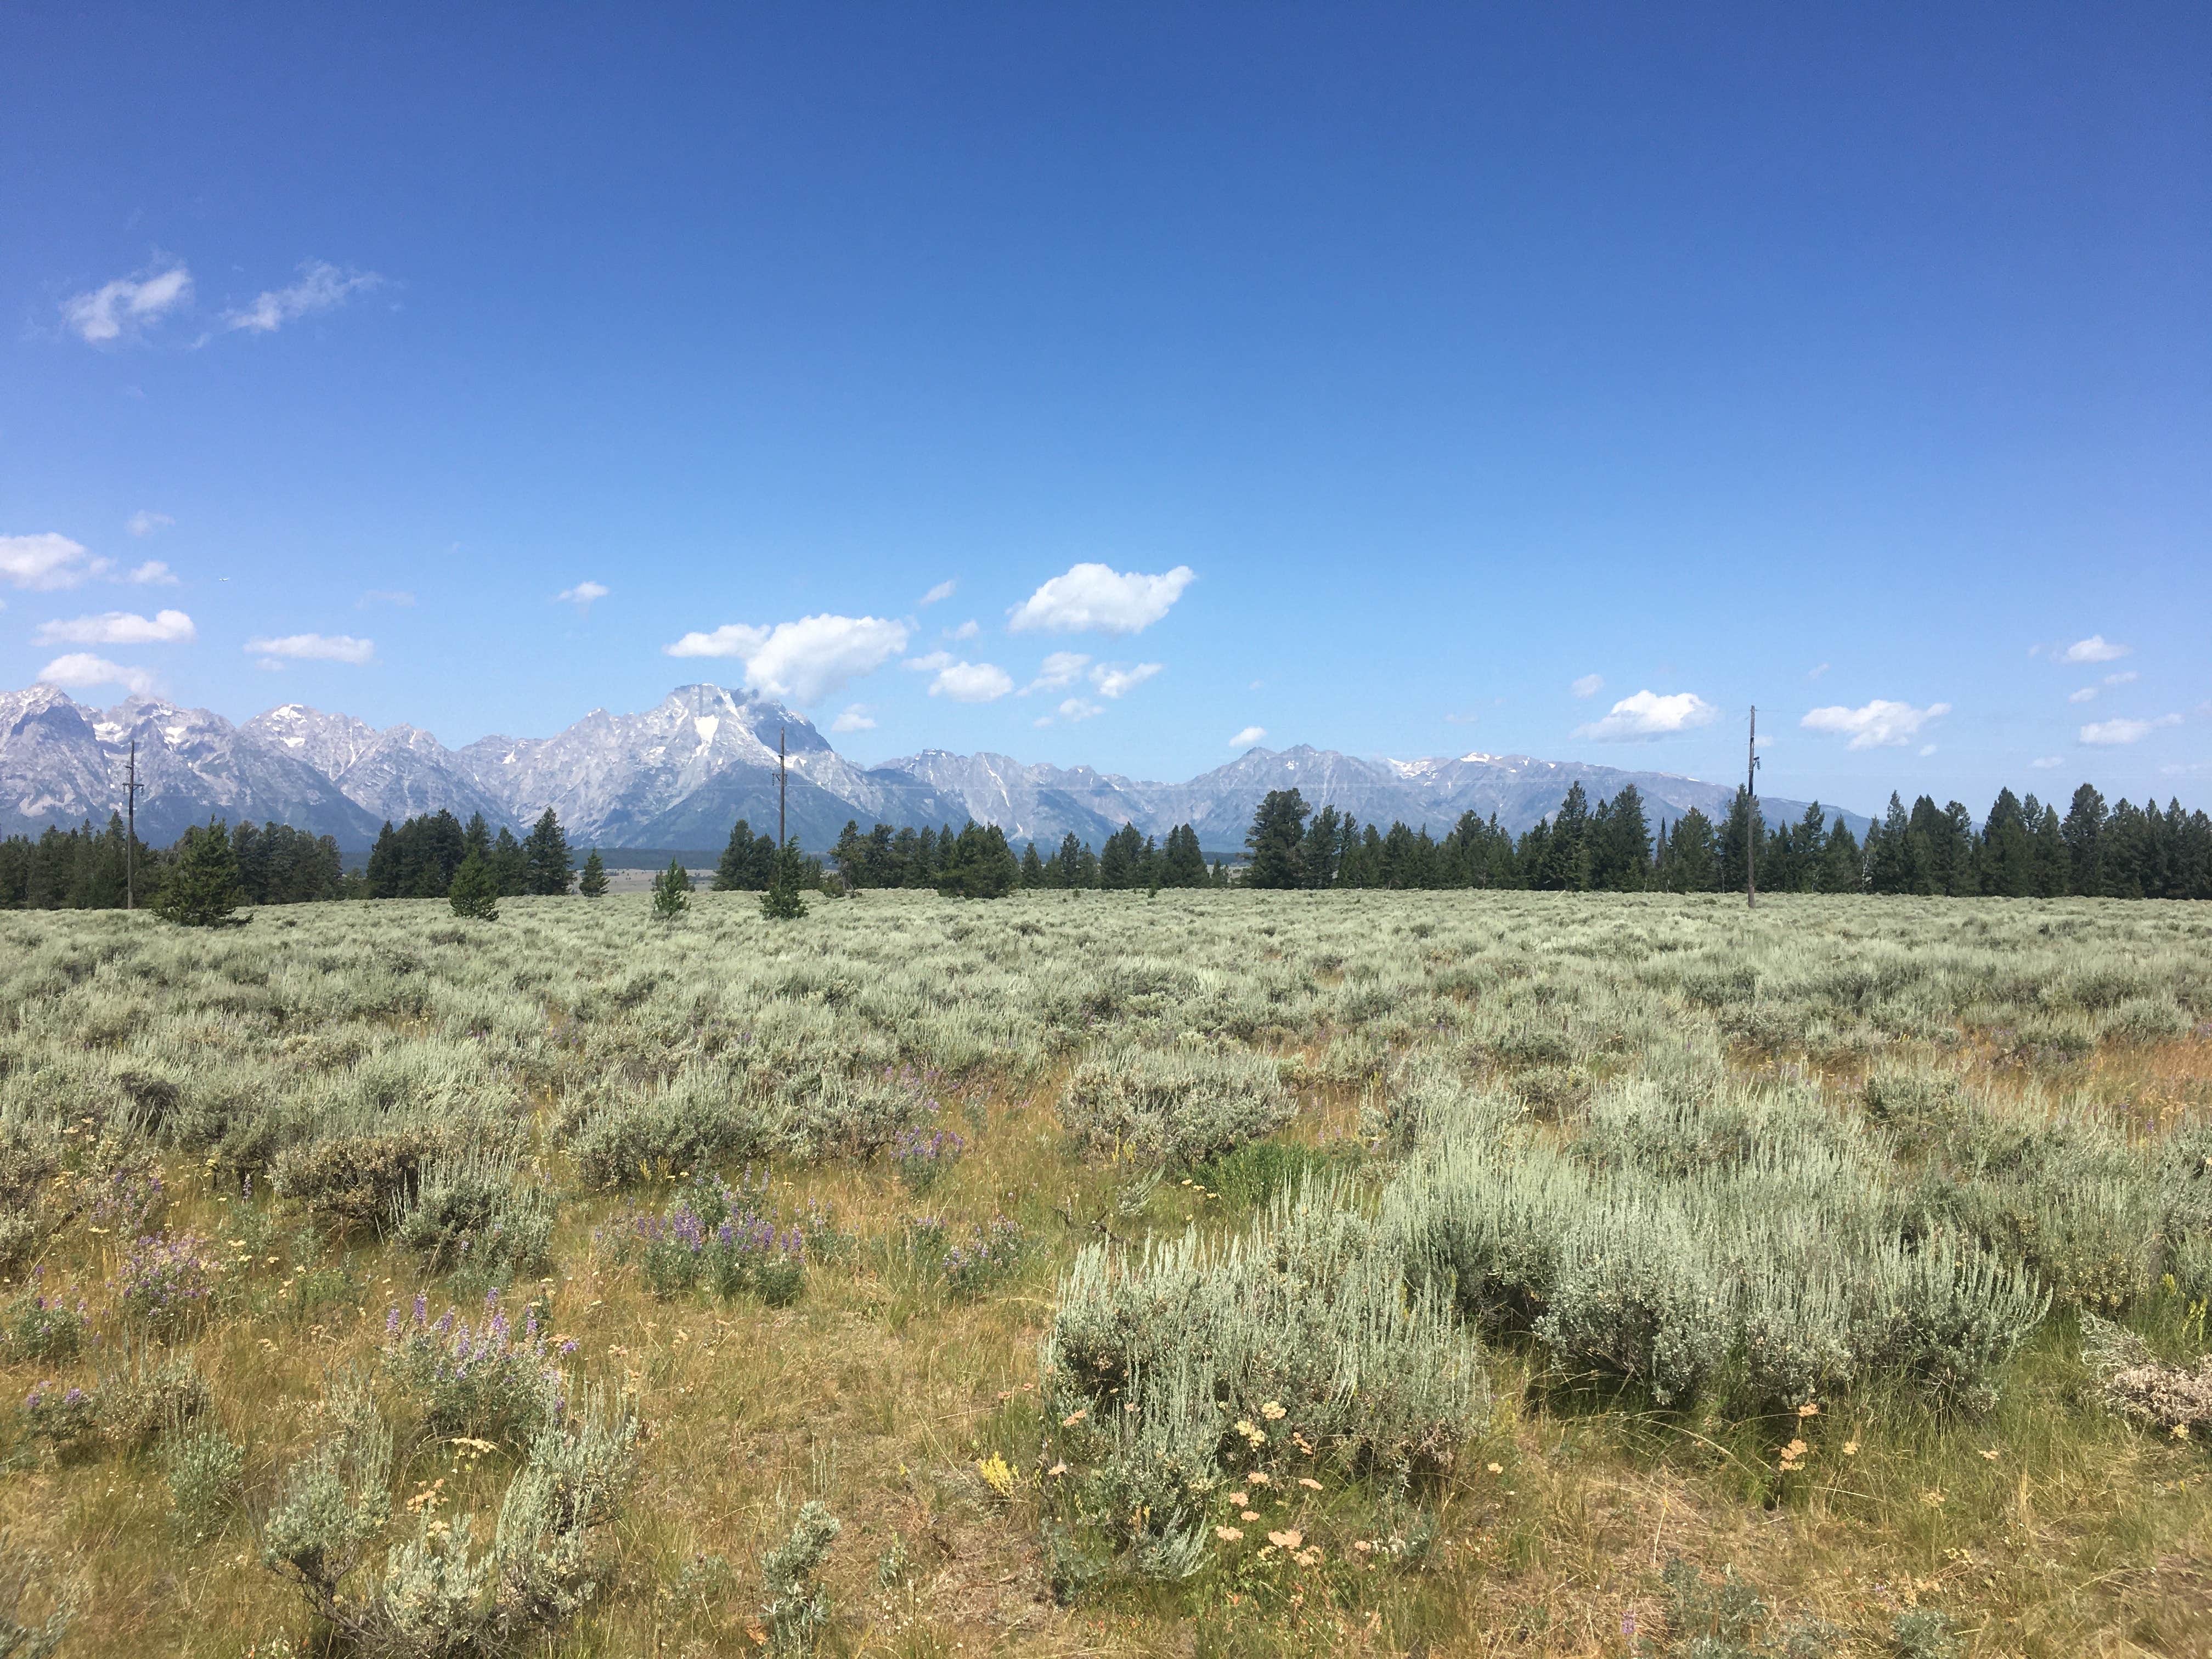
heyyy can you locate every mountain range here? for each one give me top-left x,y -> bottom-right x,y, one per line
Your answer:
1,681 -> 1869,855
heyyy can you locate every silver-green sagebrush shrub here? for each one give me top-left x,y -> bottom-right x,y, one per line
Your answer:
165,1420 -> 245,1542
759,1500 -> 843,1652
1059,1043 -> 1294,1166
381,1288 -> 571,1442
392,1149 -> 555,1279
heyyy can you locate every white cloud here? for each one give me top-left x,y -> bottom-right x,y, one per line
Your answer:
34,608 -> 195,646
927,661 -> 1014,703
1057,697 -> 1103,722
2062,634 -> 2130,664
2030,756 -> 2064,769
663,613 -> 908,704
1022,651 -> 1090,693
1008,562 -> 1194,634
831,704 -> 877,733
1229,726 -> 1267,747
36,653 -> 155,695
359,589 -> 415,607
126,560 -> 179,585
1090,661 -> 1162,699
1807,663 -> 1831,681
945,619 -> 979,641
243,632 -> 375,665
1443,712 -> 1480,725
2079,714 -> 2181,746
60,263 -> 193,343
126,510 -> 174,537
555,580 -> 609,611
919,579 -> 957,607
902,650 -> 954,673
2104,670 -> 2138,686
1,533 -> 110,591
1799,698 -> 1950,750
1573,689 -> 1719,742
1570,673 -> 1604,698
2069,687 -> 2098,704
1918,744 -> 1938,757
225,260 -> 383,334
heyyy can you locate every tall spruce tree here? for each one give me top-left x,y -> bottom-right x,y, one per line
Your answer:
523,808 -> 573,895
155,819 -> 246,927
652,857 -> 692,921
578,848 -> 609,898
1243,789 -> 1310,889
447,849 -> 500,921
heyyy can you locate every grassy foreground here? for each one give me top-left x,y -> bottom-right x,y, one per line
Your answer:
3,889 -> 2211,1657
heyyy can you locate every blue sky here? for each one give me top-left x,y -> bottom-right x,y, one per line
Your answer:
3,4 -> 2205,815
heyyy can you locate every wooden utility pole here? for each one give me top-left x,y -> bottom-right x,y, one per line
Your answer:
1746,706 -> 1759,910
778,726 -> 787,850
124,738 -> 141,911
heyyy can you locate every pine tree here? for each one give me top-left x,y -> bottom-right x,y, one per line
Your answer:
715,820 -> 760,890
1160,823 -> 1208,887
578,848 -> 609,898
2062,784 -> 2106,896
523,808 -> 573,895
761,837 -> 809,919
1661,808 -> 1718,891
448,849 -> 500,921
1019,841 -> 1047,887
491,825 -> 528,896
155,819 -> 246,927
1243,789 -> 1310,889
652,857 -> 692,921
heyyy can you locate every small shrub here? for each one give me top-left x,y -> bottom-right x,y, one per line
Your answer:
615,1172 -> 811,1305
569,1081 -> 768,1189
759,1500 -> 842,1652
113,1232 -> 214,1330
166,1423 -> 245,1542
20,1380 -> 99,1450
1888,1606 -> 1961,1659
889,1122 -> 965,1193
0,1282 -> 87,1363
1060,1045 -> 1294,1166
272,1130 -> 440,1229
98,1350 -> 212,1447
392,1149 -> 555,1279
940,1215 -> 1026,1300
382,1288 -> 572,1442
2081,1314 -> 2212,1437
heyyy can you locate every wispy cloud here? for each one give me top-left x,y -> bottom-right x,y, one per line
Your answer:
1021,651 -> 1090,693
61,262 -> 193,343
1573,689 -> 1718,742
831,704 -> 877,733
1807,662 -> 1831,681
2030,756 -> 2064,769
663,614 -> 908,704
125,560 -> 179,586
1570,673 -> 1604,698
126,510 -> 174,537
919,579 -> 957,607
224,260 -> 383,334
1799,698 -> 1950,750
2061,634 -> 2131,664
1057,697 -> 1103,722
1229,725 -> 1267,747
1,533 -> 110,591
1008,562 -> 1194,634
555,580 -> 608,612
926,661 -> 1014,702
36,653 -> 155,695
358,589 -> 415,607
1090,662 -> 1161,699
34,608 -> 195,646
243,632 -> 375,665
2079,714 -> 2181,746
945,619 -> 979,641
2069,687 -> 2098,704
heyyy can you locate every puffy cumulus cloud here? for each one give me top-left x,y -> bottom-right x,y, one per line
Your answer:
664,614 -> 909,705
555,580 -> 608,610
1573,689 -> 1719,742
1570,673 -> 1605,698
1008,562 -> 1194,635
1,533 -> 110,591
2080,714 -> 2181,746
242,632 -> 375,665
1022,651 -> 1090,693
61,263 -> 193,343
926,661 -> 1014,703
34,608 -> 195,646
126,561 -> 179,586
1799,698 -> 1950,750
919,579 -> 957,607
36,653 -> 155,695
1229,725 -> 1267,747
1057,697 -> 1103,722
2062,634 -> 2131,664
225,261 -> 383,334
1090,661 -> 1161,699
126,510 -> 174,537
831,704 -> 877,733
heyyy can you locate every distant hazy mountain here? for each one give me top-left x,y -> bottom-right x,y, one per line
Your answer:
3,680 -> 1867,854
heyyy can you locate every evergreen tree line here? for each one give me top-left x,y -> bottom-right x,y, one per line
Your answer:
1238,780 -> 2212,899
828,817 -> 1224,893
0,815 -> 345,910
364,808 -> 576,899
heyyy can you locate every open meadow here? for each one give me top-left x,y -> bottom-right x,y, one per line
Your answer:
4,890 -> 2212,1658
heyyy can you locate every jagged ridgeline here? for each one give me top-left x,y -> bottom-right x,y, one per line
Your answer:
3,888 -> 2212,1654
